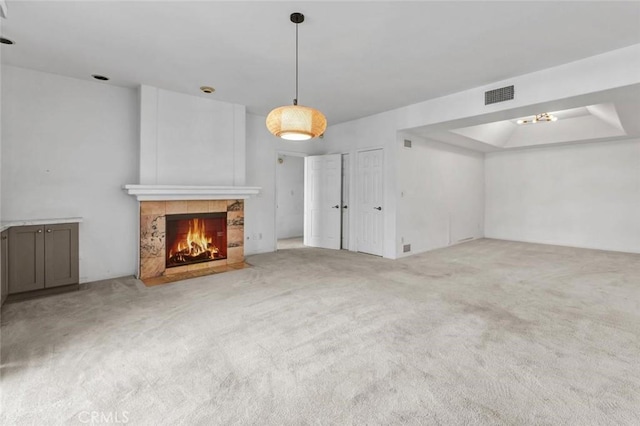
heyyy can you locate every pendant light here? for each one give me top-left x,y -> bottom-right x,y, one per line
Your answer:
266,12 -> 327,140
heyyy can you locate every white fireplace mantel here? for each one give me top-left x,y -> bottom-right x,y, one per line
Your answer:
123,185 -> 261,201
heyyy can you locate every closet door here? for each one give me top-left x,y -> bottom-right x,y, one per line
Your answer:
356,149 -> 384,256
304,154 -> 342,250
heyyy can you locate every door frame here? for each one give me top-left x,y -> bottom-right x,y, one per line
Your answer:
274,149 -> 371,254
341,153 -> 350,250
274,150 -> 308,251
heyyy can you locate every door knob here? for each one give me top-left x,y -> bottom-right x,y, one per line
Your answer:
332,205 -> 340,209
47,229 -> 52,233
374,206 -> 382,211
343,205 -> 348,209
37,229 -> 43,233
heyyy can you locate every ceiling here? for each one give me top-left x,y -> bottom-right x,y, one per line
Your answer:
406,83 -> 640,151
1,1 -> 640,126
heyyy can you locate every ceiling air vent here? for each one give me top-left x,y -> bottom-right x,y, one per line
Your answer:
485,85 -> 514,105
404,139 -> 412,148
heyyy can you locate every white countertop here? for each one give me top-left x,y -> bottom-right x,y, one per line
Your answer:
0,217 -> 83,232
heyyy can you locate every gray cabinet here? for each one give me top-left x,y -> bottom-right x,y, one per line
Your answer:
44,223 -> 79,288
1,230 -> 8,305
8,223 -> 79,295
8,225 -> 44,294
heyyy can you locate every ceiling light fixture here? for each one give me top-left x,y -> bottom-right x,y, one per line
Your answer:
200,86 -> 215,94
92,74 -> 109,81
517,112 -> 558,125
0,36 -> 15,45
266,12 -> 327,141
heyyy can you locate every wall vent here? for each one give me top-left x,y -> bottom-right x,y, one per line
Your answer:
403,244 -> 411,253
485,85 -> 514,105
404,139 -> 412,148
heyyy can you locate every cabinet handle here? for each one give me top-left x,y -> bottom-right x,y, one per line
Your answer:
47,229 -> 52,233
374,206 -> 382,211
37,229 -> 43,233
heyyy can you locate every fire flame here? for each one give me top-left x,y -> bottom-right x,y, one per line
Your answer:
168,218 -> 219,264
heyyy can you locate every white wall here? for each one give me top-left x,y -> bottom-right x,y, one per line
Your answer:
244,113 -> 321,255
244,113 -> 274,255
301,109 -> 486,260
1,66 -> 139,282
138,85 -> 245,185
246,110 -> 401,259
396,44 -> 640,132
322,111 -> 399,258
276,155 -> 304,239
485,139 -> 640,253
317,46 -> 640,259
3,43 -> 637,284
397,134 -> 485,256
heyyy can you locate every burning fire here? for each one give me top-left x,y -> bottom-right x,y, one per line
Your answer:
168,218 -> 220,265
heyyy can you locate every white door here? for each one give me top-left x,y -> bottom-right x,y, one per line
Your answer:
304,154 -> 342,249
357,149 -> 383,256
341,154 -> 350,250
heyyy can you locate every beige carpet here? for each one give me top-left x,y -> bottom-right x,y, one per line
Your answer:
1,239 -> 639,425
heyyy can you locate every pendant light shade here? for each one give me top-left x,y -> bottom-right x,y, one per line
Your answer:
266,104 -> 327,140
266,12 -> 327,140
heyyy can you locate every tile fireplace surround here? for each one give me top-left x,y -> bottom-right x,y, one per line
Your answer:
139,200 -> 244,280
123,185 -> 260,281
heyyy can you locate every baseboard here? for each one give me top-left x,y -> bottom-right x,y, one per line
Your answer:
396,236 -> 482,259
483,235 -> 640,255
5,284 -> 79,303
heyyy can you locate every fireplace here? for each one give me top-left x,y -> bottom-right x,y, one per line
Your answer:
124,183 -> 259,284
136,199 -> 246,281
166,213 -> 227,268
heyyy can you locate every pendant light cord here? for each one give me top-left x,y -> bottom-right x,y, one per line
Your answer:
294,22 -> 299,106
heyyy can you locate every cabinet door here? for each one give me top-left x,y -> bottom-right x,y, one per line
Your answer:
1,230 -> 8,305
44,223 -> 79,288
9,225 -> 45,293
